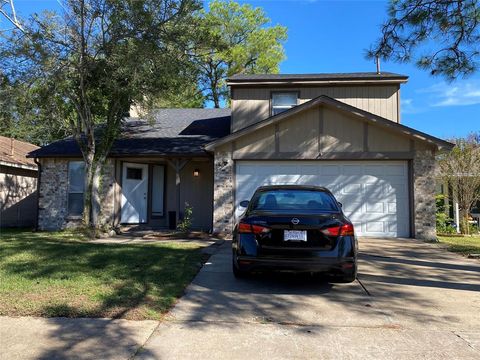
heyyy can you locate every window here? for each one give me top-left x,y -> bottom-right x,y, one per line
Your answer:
151,165 -> 165,216
271,92 -> 298,115
68,161 -> 85,216
126,167 -> 142,180
250,189 -> 340,213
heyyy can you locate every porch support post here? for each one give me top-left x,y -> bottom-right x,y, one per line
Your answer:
167,158 -> 189,224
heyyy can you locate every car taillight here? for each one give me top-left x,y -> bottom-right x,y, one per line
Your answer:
238,222 -> 270,234
321,223 -> 354,236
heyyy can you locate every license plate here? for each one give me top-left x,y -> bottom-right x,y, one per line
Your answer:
284,230 -> 307,241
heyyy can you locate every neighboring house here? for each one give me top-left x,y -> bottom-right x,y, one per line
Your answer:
0,136 -> 39,228
28,72 -> 454,240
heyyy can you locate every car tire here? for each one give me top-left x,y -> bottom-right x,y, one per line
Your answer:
232,258 -> 249,278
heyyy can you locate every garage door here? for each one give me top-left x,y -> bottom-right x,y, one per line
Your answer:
235,161 -> 410,237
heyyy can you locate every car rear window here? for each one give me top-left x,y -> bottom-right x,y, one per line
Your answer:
250,189 -> 340,213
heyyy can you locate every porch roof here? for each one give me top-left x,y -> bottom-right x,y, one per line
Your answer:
28,109 -> 231,158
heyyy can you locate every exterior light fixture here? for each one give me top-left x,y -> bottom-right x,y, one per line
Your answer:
193,169 -> 200,177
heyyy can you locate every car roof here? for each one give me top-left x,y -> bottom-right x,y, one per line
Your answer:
255,185 -> 332,192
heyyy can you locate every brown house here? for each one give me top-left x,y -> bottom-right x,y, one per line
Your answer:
28,72 -> 454,239
0,136 -> 39,228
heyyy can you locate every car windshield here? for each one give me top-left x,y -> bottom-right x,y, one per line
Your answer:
250,189 -> 340,213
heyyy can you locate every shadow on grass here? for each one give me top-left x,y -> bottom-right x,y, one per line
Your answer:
0,230 -> 203,320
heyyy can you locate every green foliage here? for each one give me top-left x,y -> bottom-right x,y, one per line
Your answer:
436,194 -> 456,234
369,0 -> 480,79
0,74 -> 70,145
195,0 -> 287,107
177,203 -> 193,233
438,133 -> 480,235
151,82 -> 205,109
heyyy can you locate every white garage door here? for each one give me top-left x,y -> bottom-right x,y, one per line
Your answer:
235,161 -> 410,237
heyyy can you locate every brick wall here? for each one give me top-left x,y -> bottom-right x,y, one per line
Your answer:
38,158 -> 115,230
212,151 -> 234,236
412,149 -> 437,240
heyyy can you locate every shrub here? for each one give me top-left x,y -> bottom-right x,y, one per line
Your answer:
177,203 -> 193,233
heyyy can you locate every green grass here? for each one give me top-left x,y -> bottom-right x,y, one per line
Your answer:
0,229 -> 204,320
437,235 -> 480,256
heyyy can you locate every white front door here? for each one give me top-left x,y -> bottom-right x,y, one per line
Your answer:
121,163 -> 149,224
235,161 -> 410,238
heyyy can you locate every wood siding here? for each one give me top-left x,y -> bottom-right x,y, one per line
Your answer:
0,165 -> 38,228
231,103 -> 414,160
231,85 -> 400,132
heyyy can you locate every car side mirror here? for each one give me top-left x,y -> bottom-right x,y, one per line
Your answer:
338,202 -> 342,208
239,200 -> 249,208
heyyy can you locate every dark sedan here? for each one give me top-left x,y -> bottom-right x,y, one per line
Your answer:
232,185 -> 358,282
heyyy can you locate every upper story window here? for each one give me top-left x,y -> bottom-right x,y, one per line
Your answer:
271,92 -> 298,116
68,161 -> 85,216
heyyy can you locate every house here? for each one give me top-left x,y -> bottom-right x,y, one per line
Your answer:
28,72 -> 454,240
0,136 -> 39,228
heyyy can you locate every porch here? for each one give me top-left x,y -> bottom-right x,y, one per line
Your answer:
112,157 -> 214,231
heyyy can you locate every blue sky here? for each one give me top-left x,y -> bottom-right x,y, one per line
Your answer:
7,0 -> 480,140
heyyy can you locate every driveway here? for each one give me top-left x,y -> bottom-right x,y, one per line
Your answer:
137,237 -> 480,359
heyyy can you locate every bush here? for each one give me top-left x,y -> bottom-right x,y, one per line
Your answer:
436,194 -> 456,234
177,203 -> 193,233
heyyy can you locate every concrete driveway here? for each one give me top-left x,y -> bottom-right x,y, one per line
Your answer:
138,237 -> 480,359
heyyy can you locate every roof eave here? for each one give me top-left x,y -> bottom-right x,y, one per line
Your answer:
227,78 -> 409,87
0,160 -> 38,170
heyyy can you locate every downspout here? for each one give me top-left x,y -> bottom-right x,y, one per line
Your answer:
33,158 -> 41,231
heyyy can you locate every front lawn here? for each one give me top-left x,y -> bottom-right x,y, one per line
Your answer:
0,229 -> 204,320
437,235 -> 480,256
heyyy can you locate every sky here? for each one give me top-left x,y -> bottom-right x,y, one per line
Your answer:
6,0 -> 480,140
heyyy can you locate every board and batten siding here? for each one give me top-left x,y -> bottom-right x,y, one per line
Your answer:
231,85 -> 400,132
232,104 -> 413,160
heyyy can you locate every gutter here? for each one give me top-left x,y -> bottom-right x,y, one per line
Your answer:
33,158 -> 41,231
0,160 -> 38,171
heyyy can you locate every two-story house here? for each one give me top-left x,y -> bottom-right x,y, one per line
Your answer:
29,72 -> 453,240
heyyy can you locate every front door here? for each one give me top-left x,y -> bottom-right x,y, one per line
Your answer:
121,162 -> 148,224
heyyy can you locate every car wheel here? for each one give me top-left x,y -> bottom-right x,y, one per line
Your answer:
232,258 -> 249,278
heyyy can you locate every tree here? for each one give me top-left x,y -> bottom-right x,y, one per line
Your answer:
438,133 -> 480,234
369,0 -> 480,80
195,0 -> 287,107
0,0 -> 24,32
1,0 -> 200,231
0,74 -> 71,145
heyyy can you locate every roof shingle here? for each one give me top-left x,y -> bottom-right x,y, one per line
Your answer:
228,72 -> 408,83
0,136 -> 39,168
28,108 -> 231,158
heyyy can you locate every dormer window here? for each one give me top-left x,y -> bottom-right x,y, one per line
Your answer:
271,92 -> 298,116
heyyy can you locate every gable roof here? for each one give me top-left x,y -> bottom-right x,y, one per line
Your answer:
204,95 -> 454,151
228,72 -> 408,85
0,136 -> 39,169
28,109 -> 231,158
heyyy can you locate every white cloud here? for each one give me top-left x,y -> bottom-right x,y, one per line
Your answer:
401,98 -> 420,114
418,81 -> 480,107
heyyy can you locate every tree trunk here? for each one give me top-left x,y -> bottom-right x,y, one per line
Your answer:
212,91 -> 220,108
82,153 -> 94,228
91,163 -> 102,231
